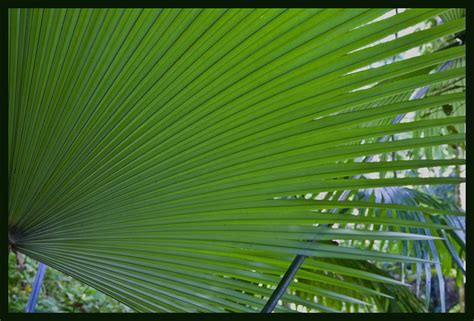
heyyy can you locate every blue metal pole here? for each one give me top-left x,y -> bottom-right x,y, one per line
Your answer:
25,262 -> 47,313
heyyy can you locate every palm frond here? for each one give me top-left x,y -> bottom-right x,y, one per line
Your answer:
9,8 -> 465,312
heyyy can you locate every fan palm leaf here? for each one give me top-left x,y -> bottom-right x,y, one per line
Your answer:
9,8 -> 465,312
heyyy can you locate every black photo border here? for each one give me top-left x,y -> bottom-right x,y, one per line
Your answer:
0,1 -> 471,321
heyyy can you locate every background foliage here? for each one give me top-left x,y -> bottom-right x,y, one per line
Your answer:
8,252 -> 132,313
